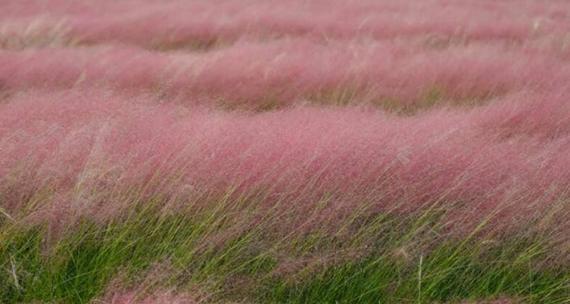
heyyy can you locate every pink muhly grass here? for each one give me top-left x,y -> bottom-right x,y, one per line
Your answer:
1,40 -> 569,111
0,16 -> 73,49
2,0 -> 569,49
0,1 -> 569,302
459,297 -> 523,304
99,289 -> 200,304
1,89 -> 568,237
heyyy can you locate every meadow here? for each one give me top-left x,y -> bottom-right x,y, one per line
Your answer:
0,0 -> 569,303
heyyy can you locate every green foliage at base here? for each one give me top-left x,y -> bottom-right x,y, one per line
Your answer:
0,208 -> 568,303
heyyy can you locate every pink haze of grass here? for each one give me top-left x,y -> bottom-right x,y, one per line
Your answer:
1,40 -> 570,110
99,289 -> 198,304
1,89 -> 569,236
0,0 -> 569,247
1,0 -> 570,50
2,1 -> 570,303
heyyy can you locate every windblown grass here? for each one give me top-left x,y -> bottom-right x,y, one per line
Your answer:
1,0 -> 570,303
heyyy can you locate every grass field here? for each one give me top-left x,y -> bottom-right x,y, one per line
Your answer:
0,0 -> 569,303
